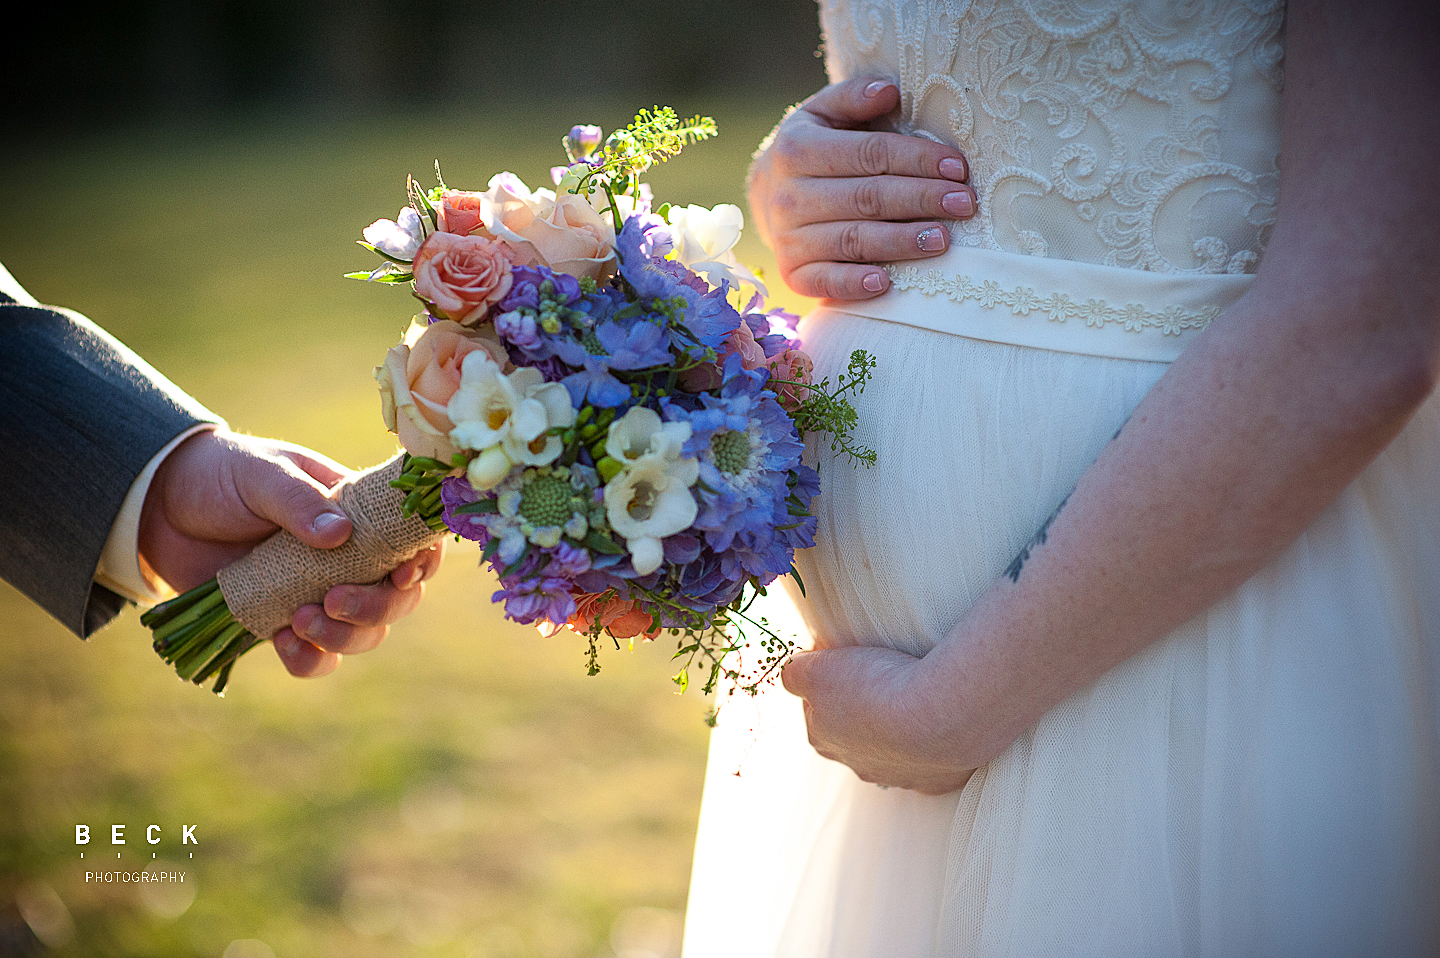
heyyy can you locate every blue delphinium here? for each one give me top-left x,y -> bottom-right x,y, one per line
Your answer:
615,216 -> 741,355
664,538 -> 748,617
779,465 -> 821,551
661,354 -> 804,581
740,293 -> 801,358
552,313 -> 672,408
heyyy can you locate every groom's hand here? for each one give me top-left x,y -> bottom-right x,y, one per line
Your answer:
747,76 -> 977,302
138,429 -> 443,678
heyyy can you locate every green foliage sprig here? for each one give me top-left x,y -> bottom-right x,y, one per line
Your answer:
780,349 -> 878,467
587,107 -> 717,183
571,108 -> 717,229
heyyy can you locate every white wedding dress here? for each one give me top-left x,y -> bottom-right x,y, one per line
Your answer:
682,1 -> 1440,955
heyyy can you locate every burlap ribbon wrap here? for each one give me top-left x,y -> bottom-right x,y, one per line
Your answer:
216,456 -> 444,641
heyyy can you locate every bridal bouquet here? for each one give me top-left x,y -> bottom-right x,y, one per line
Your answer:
143,109 -> 873,699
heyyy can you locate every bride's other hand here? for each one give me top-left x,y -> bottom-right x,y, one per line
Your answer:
139,429 -> 443,678
748,77 -> 977,302
782,645 -> 979,794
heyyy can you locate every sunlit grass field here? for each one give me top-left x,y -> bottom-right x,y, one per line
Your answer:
0,98 -> 815,958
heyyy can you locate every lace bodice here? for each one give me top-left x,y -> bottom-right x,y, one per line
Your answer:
818,0 -> 1285,274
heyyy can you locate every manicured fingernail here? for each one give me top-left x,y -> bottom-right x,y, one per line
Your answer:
917,227 -> 947,252
862,272 -> 886,293
863,81 -> 892,98
939,157 -> 968,181
313,511 -> 348,535
397,563 -> 421,588
338,591 -> 359,620
942,191 -> 975,217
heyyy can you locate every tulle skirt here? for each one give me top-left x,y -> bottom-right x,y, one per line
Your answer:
681,252 -> 1440,957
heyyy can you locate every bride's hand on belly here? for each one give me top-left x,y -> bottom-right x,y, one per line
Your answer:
747,77 -> 978,303
781,644 -> 978,795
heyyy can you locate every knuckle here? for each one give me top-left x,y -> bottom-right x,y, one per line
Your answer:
809,270 -> 839,301
276,476 -> 323,516
857,132 -> 891,176
852,179 -> 885,220
771,228 -> 801,262
770,133 -> 805,170
838,222 -> 869,263
769,184 -> 798,218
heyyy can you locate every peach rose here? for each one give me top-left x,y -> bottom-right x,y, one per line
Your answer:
376,320 -> 509,461
767,348 -> 814,413
436,189 -> 485,235
412,232 -> 515,326
562,592 -> 660,641
476,173 -> 617,283
725,325 -> 767,370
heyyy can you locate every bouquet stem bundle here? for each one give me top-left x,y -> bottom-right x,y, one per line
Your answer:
142,455 -> 452,693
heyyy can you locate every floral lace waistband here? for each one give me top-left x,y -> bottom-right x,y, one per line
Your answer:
826,247 -> 1256,364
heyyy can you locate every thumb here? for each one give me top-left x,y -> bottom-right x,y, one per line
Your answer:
236,453 -> 353,550
781,649 -> 822,698
802,76 -> 901,128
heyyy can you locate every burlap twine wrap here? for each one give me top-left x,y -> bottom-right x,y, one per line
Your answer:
216,456 -> 444,641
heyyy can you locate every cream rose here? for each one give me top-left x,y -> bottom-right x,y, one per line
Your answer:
412,232 -> 516,326
476,172 -> 617,283
376,320 -> 509,461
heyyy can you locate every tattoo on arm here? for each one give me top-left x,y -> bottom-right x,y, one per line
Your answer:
1003,413 -> 1124,584
1004,492 -> 1070,583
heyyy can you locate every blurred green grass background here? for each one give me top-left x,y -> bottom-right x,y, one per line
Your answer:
0,99 -> 815,958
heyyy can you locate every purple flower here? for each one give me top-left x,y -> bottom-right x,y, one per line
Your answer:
780,465 -> 821,550
741,293 -> 802,358
499,265 -> 582,313
496,309 -> 544,352
441,476 -> 492,542
669,546 -> 748,615
566,124 -> 604,160
493,575 -> 577,625
546,540 -> 592,578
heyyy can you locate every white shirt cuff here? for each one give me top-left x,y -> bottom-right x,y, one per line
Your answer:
0,262 -> 40,306
95,424 -> 220,606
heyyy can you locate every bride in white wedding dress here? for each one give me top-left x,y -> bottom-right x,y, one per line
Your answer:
682,0 -> 1440,955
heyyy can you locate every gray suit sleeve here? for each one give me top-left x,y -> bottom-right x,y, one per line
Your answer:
0,293 -> 222,637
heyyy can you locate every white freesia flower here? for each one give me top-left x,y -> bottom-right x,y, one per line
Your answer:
604,408 -> 699,575
605,454 -> 700,575
448,352 -> 576,489
362,206 -> 425,262
501,378 -> 575,467
666,203 -> 767,295
605,406 -> 691,465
